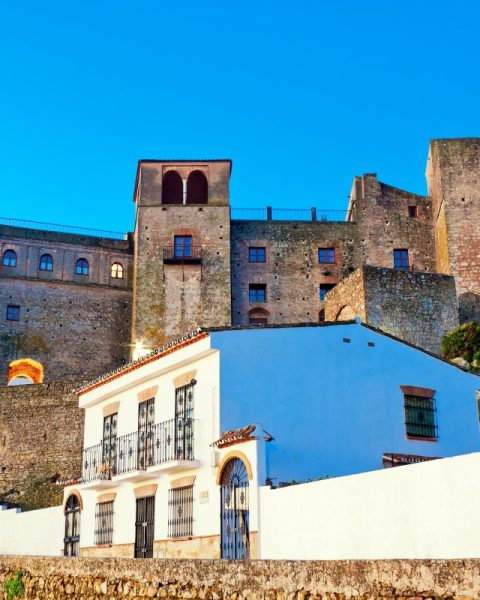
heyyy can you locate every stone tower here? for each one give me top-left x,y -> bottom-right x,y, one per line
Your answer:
131,160 -> 232,353
426,138 -> 480,322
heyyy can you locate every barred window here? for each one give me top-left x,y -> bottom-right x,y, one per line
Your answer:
404,395 -> 437,439
168,485 -> 193,538
94,501 -> 114,545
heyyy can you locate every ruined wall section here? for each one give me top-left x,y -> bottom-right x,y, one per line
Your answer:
427,138 -> 480,322
0,381 -> 84,509
350,175 -> 436,273
324,267 -> 366,322
231,220 -> 359,326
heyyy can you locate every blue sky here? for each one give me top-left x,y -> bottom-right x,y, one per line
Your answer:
1,1 -> 479,232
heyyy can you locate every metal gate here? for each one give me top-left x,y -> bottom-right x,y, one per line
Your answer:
138,398 -> 155,469
134,495 -> 155,558
220,458 -> 249,559
64,494 -> 80,556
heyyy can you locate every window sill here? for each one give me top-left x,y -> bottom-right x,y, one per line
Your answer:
406,435 -> 437,442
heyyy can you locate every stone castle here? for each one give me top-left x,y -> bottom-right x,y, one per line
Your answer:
0,136 -> 479,508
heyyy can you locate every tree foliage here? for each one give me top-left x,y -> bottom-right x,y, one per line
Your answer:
442,322 -> 480,366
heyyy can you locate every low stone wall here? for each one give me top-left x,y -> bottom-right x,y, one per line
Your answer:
1,556 -> 480,599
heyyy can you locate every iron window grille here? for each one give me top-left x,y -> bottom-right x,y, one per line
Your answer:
249,284 -> 266,303
248,247 -> 266,262
102,413 -> 117,477
318,248 -> 335,263
2,249 -> 17,267
394,249 -> 409,271
404,395 -> 437,439
39,253 -> 53,271
319,283 -> 336,301
75,258 -> 89,276
64,494 -> 80,557
168,485 -> 193,538
94,501 -> 114,545
175,382 -> 194,460
6,305 -> 20,321
110,262 -> 124,279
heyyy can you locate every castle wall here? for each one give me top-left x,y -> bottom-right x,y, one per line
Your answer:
427,138 -> 480,322
0,381 -> 84,510
231,220 -> 359,325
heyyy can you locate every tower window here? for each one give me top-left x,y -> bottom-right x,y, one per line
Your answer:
75,258 -> 89,276
408,205 -> 418,218
174,236 -> 192,258
39,254 -> 53,271
110,262 -> 124,279
319,283 -> 336,301
249,284 -> 266,303
2,249 -> 17,268
162,170 -> 183,205
6,305 -> 20,321
393,249 -> 409,271
248,247 -> 266,263
186,170 -> 208,204
318,248 -> 335,263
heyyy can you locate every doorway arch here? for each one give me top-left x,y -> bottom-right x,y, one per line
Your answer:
64,492 -> 81,556
219,456 -> 249,559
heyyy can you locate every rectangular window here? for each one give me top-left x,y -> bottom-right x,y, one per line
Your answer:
174,235 -> 192,258
318,248 -> 335,263
94,501 -> 114,545
394,249 -> 409,271
408,205 -> 418,218
404,395 -> 437,439
168,485 -> 193,538
249,284 -> 266,303
319,283 -> 336,301
249,316 -> 268,326
248,247 -> 266,263
6,305 -> 20,321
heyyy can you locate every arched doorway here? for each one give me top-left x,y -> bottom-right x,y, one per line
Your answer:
64,494 -> 81,556
220,457 -> 249,559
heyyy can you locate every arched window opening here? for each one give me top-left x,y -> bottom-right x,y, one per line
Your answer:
186,170 -> 208,205
162,170 -> 183,204
110,262 -> 124,279
2,249 -> 17,268
39,254 -> 53,272
248,307 -> 269,326
64,494 -> 81,557
75,258 -> 89,276
220,457 -> 249,559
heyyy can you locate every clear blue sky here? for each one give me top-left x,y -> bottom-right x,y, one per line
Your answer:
1,1 -> 479,232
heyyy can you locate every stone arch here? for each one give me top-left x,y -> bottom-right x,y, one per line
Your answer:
7,358 -> 44,385
186,170 -> 208,204
162,170 -> 183,204
248,306 -> 269,325
336,305 -> 357,321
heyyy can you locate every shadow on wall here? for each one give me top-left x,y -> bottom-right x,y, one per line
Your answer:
458,293 -> 480,324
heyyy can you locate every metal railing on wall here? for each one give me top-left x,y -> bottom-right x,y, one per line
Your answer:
230,207 -> 349,222
0,216 -> 127,240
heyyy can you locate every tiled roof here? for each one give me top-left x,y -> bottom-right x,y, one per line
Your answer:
211,424 -> 257,448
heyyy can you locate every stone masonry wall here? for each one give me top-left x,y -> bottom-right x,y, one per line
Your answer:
326,266 -> 459,354
1,556 -> 480,599
231,220 -> 359,326
0,381 -> 84,509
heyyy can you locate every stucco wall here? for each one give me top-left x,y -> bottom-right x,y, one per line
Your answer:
260,452 -> 480,560
0,505 -> 63,556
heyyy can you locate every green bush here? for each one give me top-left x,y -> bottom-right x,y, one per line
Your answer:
441,322 -> 480,363
3,570 -> 24,600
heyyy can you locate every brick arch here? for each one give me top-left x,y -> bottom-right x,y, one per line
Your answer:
336,305 -> 357,321
186,170 -> 208,204
162,170 -> 183,204
7,358 -> 44,385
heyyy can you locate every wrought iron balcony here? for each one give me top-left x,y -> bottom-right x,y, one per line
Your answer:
82,417 -> 195,484
163,246 -> 202,264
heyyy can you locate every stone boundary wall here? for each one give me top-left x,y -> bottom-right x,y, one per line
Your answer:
1,556 -> 480,599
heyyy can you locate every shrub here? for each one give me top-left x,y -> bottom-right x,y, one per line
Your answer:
3,570 -> 24,600
441,322 -> 480,363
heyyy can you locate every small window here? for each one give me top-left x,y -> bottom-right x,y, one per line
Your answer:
110,262 -> 124,279
174,236 -> 192,258
404,395 -> 437,439
408,205 -> 418,218
249,316 -> 268,325
394,249 -> 409,271
318,309 -> 325,322
75,258 -> 89,276
249,284 -> 266,303
2,249 -> 17,268
168,485 -> 193,538
319,283 -> 336,301
248,247 -> 266,263
318,248 -> 335,263
94,501 -> 114,545
6,305 -> 20,321
39,254 -> 53,272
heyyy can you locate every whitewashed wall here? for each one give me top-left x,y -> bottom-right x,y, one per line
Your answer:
259,452 -> 480,560
0,505 -> 64,556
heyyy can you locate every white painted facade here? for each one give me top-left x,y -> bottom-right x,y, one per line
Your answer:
0,505 -> 64,556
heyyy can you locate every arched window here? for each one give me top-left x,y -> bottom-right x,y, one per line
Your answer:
2,249 -> 17,268
75,258 -> 89,276
220,457 -> 249,559
64,493 -> 81,557
248,307 -> 269,326
39,254 -> 53,272
110,262 -> 124,279
186,170 -> 208,204
162,170 -> 183,204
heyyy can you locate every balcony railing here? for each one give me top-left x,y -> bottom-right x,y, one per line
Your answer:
230,207 -> 350,222
163,246 -> 202,264
82,417 -> 195,483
